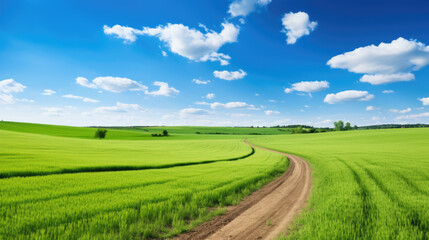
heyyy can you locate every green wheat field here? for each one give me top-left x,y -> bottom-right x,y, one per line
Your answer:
0,121 -> 428,239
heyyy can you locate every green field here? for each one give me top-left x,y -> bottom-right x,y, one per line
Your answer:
113,126 -> 292,135
1,122 -> 429,239
249,128 -> 429,239
0,129 -> 253,178
0,122 -> 288,239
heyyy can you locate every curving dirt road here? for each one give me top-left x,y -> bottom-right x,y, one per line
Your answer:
177,140 -> 312,240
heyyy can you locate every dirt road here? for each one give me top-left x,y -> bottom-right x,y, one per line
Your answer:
177,140 -> 312,240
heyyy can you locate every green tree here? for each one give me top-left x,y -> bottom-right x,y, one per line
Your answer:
345,122 -> 352,131
94,129 -> 107,139
354,125 -> 358,130
334,121 -> 344,131
162,130 -> 169,136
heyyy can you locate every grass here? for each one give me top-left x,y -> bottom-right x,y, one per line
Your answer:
0,148 -> 287,239
2,121 -> 428,239
0,129 -> 254,178
249,128 -> 429,240
111,126 -> 293,135
0,121 -> 151,140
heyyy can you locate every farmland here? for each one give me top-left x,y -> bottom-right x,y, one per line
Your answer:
0,128 -> 253,178
0,122 -> 288,239
1,122 -> 429,239
249,128 -> 429,239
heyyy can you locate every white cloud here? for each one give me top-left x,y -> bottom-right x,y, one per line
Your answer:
205,93 -> 215,99
76,76 -> 147,93
213,69 -> 246,80
0,94 -> 15,104
284,80 -> 329,94
179,108 -> 211,117
327,38 -> 429,85
396,112 -> 429,120
372,116 -> 380,121
195,101 -> 210,105
210,101 -> 258,110
281,12 -> 317,44
91,102 -> 146,114
321,119 -> 333,124
383,90 -> 395,94
193,79 -> 210,85
145,81 -> 179,96
273,118 -> 292,125
17,98 -> 35,103
104,22 -> 239,65
62,94 -> 99,103
390,108 -> 411,114
360,73 -> 415,85
42,89 -> 56,96
103,25 -> 144,43
0,79 -> 26,93
161,51 -> 168,57
265,110 -> 280,116
230,113 -> 251,117
268,99 -> 277,103
366,106 -> 375,111
0,79 -> 27,105
42,107 -> 63,117
419,97 -> 429,106
324,90 -> 374,104
228,0 -> 272,18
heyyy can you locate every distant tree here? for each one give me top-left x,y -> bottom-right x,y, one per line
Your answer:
162,130 -> 169,136
294,126 -> 303,134
334,121 -> 344,131
94,129 -> 107,139
354,125 -> 358,130
345,122 -> 352,131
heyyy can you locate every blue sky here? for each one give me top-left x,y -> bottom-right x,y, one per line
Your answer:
1,0 -> 429,126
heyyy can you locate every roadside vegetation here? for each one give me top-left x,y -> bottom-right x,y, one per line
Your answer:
249,128 -> 429,239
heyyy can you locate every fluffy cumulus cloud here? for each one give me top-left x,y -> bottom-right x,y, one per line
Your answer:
145,82 -> 179,96
0,79 -> 26,104
366,106 -> 375,111
213,69 -> 246,80
360,73 -> 414,85
419,97 -> 429,106
205,93 -> 215,99
62,94 -> 99,103
228,0 -> 272,18
264,110 -> 280,116
193,79 -> 210,85
281,12 -> 317,44
324,90 -> 374,104
76,76 -> 147,93
179,108 -> 211,117
390,108 -> 411,114
284,80 -> 329,94
91,102 -> 146,114
0,79 -> 26,93
104,22 -> 239,65
42,89 -> 56,96
327,38 -> 429,85
210,101 -> 258,110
